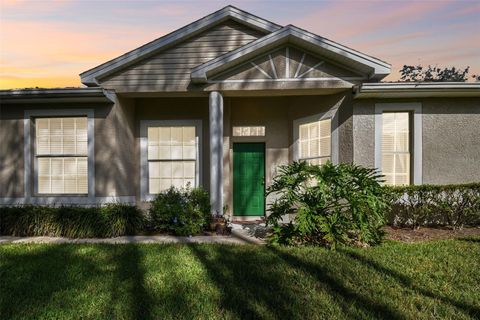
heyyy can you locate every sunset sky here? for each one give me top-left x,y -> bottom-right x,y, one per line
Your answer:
1,0 -> 479,89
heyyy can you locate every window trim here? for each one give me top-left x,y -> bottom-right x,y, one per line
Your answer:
375,103 -> 422,185
293,109 -> 339,164
140,119 -> 202,201
24,109 -> 95,202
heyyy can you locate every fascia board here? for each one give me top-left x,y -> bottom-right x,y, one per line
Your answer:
80,6 -> 281,86
354,82 -> 480,98
191,26 -> 391,83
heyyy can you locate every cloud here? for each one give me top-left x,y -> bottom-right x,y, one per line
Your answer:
0,75 -> 80,89
293,0 -> 453,40
449,1 -> 480,17
0,18 -> 169,88
352,31 -> 430,50
0,0 -> 478,88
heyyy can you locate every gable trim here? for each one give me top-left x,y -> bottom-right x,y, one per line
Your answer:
80,6 -> 281,86
207,77 -> 366,84
191,25 -> 391,83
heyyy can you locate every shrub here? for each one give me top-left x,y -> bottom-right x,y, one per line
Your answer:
100,203 -> 145,237
386,183 -> 480,229
149,186 -> 211,236
266,161 -> 388,248
0,203 -> 144,237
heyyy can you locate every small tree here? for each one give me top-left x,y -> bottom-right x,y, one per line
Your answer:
399,65 -> 475,82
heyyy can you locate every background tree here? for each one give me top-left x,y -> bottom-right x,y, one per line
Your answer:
399,65 -> 478,82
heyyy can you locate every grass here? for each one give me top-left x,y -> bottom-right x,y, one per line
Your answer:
1,238 -> 479,320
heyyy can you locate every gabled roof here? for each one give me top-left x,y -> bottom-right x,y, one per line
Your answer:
191,25 -> 391,83
80,6 -> 282,86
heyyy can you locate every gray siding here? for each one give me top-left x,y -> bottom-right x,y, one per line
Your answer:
353,97 -> 480,184
101,20 -> 265,91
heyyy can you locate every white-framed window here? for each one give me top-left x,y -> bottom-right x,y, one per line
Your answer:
293,111 -> 338,165
35,117 -> 88,194
375,103 -> 422,185
140,120 -> 202,199
24,109 -> 95,201
298,118 -> 331,165
233,126 -> 265,137
381,112 -> 410,185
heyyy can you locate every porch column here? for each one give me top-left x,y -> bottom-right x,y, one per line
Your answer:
209,91 -> 224,215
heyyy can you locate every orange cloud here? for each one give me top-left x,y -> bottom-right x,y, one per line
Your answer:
0,18 -> 167,89
0,75 -> 80,89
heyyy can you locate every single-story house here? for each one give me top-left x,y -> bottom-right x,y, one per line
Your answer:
1,6 -> 479,218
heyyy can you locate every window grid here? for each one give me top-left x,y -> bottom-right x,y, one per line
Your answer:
232,126 -> 265,137
381,112 -> 410,186
35,117 -> 88,194
298,118 -> 331,164
147,126 -> 197,194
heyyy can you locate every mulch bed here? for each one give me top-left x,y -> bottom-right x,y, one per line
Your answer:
384,226 -> 480,243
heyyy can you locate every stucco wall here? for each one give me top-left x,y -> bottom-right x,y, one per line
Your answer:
0,91 -> 370,207
288,93 -> 353,163
113,96 -> 136,197
422,98 -> 480,184
353,97 -> 480,184
224,93 -> 351,215
134,97 -> 211,197
352,100 -> 376,168
226,97 -> 289,215
0,105 -> 24,198
0,103 -> 116,199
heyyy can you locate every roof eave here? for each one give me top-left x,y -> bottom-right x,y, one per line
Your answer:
79,6 -> 281,86
0,88 -> 113,104
354,82 -> 480,99
191,26 -> 391,84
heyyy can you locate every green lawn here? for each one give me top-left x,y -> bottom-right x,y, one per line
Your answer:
1,239 -> 479,320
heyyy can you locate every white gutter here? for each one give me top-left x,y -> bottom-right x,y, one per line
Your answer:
354,82 -> 480,98
0,87 -> 113,104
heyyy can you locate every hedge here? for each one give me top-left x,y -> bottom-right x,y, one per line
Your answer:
385,183 -> 480,229
0,204 -> 144,238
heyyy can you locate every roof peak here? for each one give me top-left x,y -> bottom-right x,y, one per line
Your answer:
80,6 -> 281,86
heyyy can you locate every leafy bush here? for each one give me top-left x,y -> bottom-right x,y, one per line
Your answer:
266,161 -> 388,248
0,204 -> 144,237
100,204 -> 145,237
386,183 -> 480,229
149,186 -> 211,236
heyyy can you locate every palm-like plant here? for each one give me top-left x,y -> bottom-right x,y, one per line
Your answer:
266,161 -> 388,248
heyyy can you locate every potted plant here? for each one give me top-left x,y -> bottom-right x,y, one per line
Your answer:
210,213 -> 231,235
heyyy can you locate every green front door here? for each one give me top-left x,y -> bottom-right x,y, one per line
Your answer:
233,143 -> 265,216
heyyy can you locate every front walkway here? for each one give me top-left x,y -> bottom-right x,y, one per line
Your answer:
0,226 -> 265,245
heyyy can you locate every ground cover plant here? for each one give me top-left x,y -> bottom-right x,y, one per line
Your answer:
266,161 -> 388,248
0,204 -> 143,238
0,238 -> 479,319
